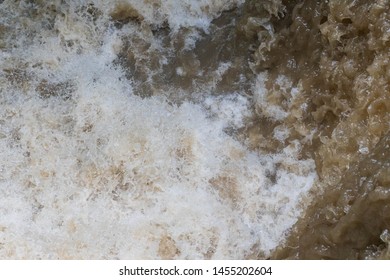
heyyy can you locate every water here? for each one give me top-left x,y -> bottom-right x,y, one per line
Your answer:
0,0 -> 388,259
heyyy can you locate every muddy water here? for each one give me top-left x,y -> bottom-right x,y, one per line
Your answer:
256,0 -> 390,259
0,0 -> 389,259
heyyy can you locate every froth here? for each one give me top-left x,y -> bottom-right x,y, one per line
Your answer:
107,0 -> 245,31
0,0 -> 317,259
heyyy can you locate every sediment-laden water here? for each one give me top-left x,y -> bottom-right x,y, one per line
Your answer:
0,0 -> 389,259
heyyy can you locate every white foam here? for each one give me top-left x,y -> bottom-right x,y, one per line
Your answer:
105,0 -> 244,32
0,0 -> 317,259
203,93 -> 251,129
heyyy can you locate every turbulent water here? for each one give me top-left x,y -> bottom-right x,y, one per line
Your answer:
0,0 -> 389,259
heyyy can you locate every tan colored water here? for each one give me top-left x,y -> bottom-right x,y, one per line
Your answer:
241,0 -> 390,259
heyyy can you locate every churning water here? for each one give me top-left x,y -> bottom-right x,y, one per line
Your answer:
0,0 -> 389,259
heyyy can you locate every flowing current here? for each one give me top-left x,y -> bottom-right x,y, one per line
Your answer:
0,0 -> 389,259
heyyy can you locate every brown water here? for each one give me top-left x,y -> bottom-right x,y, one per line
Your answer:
241,0 -> 390,259
0,0 -> 389,259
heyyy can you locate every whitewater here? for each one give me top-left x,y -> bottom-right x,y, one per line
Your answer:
0,0 -> 319,259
